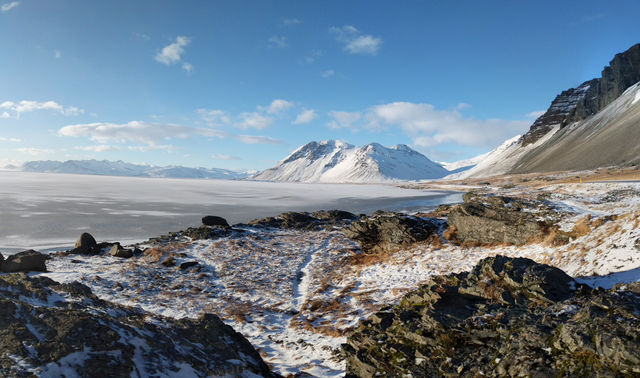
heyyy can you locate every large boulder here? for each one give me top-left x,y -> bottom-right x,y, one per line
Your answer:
0,274 -> 274,376
1,250 -> 47,273
344,212 -> 438,253
446,192 -> 553,246
202,215 -> 230,228
344,256 -> 640,377
71,232 -> 99,255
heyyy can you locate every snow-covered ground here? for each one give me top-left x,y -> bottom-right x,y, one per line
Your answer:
34,179 -> 640,377
0,170 -> 455,253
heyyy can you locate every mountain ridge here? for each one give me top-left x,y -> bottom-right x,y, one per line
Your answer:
253,140 -> 449,183
16,159 -> 251,180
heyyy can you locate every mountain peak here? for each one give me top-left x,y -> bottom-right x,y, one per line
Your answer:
254,141 -> 448,183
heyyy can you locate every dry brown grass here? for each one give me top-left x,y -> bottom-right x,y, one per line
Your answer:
572,216 -> 592,237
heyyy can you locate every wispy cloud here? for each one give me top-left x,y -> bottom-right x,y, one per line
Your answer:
155,36 -> 193,71
197,109 -> 231,126
293,109 -> 317,125
16,147 -> 53,156
329,25 -> 382,55
1,1 -> 19,12
283,18 -> 301,25
53,50 -> 62,59
0,137 -> 21,142
262,99 -> 294,115
133,32 -> 151,41
334,102 -> 528,148
128,145 -> 176,152
321,69 -> 335,78
526,110 -> 545,118
58,121 -> 282,147
0,100 -> 83,118
74,145 -> 120,152
236,112 -> 273,130
302,49 -> 322,64
327,110 -> 362,129
212,154 -> 241,161
268,35 -> 287,48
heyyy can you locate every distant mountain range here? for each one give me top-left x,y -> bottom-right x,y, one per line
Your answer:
15,159 -> 251,180
253,140 -> 449,183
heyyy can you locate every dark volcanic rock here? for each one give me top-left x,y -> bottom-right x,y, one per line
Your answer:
202,215 -> 230,228
71,232 -> 99,255
522,43 -> 640,145
447,192 -> 552,245
0,273 -> 274,377
344,256 -> 640,377
344,212 -> 438,253
1,250 -> 47,273
247,210 -> 358,231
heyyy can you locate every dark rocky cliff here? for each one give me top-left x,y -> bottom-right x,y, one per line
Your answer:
522,43 -> 640,145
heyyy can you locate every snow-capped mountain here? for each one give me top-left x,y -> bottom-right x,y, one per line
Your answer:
253,140 -> 449,183
20,159 -> 250,179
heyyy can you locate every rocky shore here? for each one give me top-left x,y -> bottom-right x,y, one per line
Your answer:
1,185 -> 640,376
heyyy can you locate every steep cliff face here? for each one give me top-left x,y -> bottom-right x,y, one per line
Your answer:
522,43 -> 640,145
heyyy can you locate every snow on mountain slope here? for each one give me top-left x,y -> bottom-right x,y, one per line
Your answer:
253,140 -> 449,183
511,81 -> 640,173
437,151 -> 491,175
20,159 -> 249,179
444,134 -> 527,179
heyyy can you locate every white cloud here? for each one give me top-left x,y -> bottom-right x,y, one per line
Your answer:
53,50 -> 61,59
0,137 -> 21,142
329,25 -> 382,55
236,112 -> 273,130
526,110 -> 546,118
133,32 -> 150,41
197,109 -> 231,126
155,36 -> 192,70
293,109 -> 317,125
268,36 -> 287,48
234,134 -> 282,145
128,145 -> 176,152
1,1 -> 19,12
16,148 -> 53,156
182,62 -> 193,73
263,99 -> 294,115
365,102 -> 528,148
327,110 -> 361,129
303,49 -> 322,64
74,145 -> 120,152
58,121 -> 224,145
58,120 -> 281,146
212,154 -> 241,161
1,111 -> 10,118
283,18 -> 301,25
321,69 -> 335,78
0,100 -> 83,118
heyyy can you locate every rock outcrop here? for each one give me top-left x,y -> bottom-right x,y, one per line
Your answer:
522,43 -> 640,145
344,212 -> 439,253
1,250 -> 47,273
109,243 -> 133,258
343,256 -> 640,377
247,210 -> 359,231
0,273 -> 274,377
446,192 -> 554,245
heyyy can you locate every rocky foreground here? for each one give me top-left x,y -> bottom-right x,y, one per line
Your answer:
344,255 -> 640,377
1,181 -> 640,376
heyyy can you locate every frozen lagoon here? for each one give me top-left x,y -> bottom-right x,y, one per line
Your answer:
0,171 -> 461,253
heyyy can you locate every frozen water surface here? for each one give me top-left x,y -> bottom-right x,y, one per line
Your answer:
0,171 -> 460,252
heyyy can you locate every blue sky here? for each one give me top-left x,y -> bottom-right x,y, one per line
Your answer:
1,0 -> 639,170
